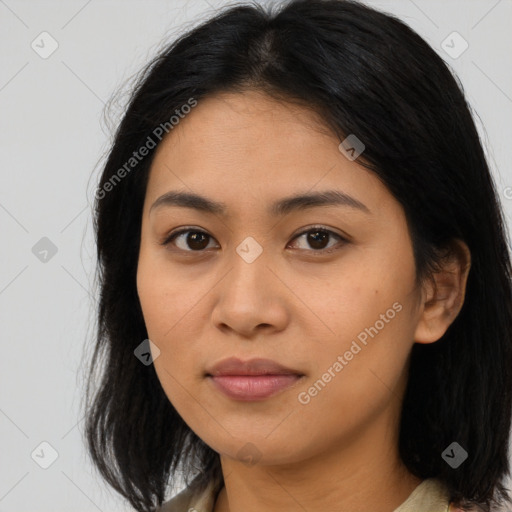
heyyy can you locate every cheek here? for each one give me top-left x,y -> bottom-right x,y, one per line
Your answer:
136,252 -> 211,396
137,250 -> 201,341
291,300 -> 414,451
137,266 -> 201,409
304,269 -> 404,352
304,254 -> 416,398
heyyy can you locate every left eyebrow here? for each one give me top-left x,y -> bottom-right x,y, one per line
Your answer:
270,190 -> 371,216
149,189 -> 371,217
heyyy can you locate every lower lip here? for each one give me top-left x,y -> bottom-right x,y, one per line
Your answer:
208,374 -> 302,401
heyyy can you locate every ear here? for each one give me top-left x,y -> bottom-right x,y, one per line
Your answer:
414,239 -> 471,344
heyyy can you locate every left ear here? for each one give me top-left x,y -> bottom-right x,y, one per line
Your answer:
413,238 -> 471,344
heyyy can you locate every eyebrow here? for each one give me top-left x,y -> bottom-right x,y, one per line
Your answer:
149,189 -> 371,216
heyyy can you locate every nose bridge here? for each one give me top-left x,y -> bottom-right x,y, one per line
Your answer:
211,224 -> 291,338
210,234 -> 287,334
225,234 -> 270,298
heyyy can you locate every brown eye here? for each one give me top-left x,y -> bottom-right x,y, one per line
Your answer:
163,229 -> 218,251
306,230 -> 329,250
289,227 -> 346,253
162,226 -> 346,255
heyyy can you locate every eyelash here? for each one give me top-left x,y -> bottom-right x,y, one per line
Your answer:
160,225 -> 348,255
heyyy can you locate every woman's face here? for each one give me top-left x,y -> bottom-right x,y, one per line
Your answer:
137,90 -> 426,467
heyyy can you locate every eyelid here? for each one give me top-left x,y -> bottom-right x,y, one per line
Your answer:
289,224 -> 348,242
160,226 -> 218,248
161,225 -> 348,253
288,225 -> 347,254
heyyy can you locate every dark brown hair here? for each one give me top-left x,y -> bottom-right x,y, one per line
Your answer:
85,1 -> 512,510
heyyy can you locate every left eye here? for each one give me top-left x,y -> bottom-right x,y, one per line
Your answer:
162,227 -> 346,253
289,227 -> 346,253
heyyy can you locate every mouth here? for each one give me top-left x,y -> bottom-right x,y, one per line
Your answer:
205,357 -> 305,401
206,374 -> 304,401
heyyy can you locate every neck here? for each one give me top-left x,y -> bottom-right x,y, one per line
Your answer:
213,410 -> 422,512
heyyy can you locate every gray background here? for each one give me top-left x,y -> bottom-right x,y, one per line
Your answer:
1,0 -> 511,510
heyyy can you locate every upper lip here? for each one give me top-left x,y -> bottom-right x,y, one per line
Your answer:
206,357 -> 303,377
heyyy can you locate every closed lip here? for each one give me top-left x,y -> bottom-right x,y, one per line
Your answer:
205,357 -> 304,377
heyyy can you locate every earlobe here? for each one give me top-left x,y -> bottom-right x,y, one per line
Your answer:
414,239 -> 471,344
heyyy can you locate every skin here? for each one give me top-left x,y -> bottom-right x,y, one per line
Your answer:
136,89 -> 471,512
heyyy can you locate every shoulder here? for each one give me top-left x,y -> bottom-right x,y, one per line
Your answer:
157,484 -> 198,512
393,477 -> 456,512
156,474 -> 224,512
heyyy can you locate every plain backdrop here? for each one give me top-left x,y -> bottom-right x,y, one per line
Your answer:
1,0 -> 511,510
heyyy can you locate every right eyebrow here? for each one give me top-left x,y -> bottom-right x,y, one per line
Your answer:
149,189 -> 371,217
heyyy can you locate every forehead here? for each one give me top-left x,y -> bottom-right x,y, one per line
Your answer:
144,90 -> 392,217
153,90 -> 334,164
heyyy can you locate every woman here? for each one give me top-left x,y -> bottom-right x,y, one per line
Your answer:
84,1 -> 512,511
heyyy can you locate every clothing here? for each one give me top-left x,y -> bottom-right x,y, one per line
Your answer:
157,473 -> 462,512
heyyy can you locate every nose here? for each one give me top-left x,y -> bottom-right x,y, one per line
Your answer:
210,241 -> 290,339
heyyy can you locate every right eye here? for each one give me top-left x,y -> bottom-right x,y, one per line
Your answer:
161,228 -> 219,252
